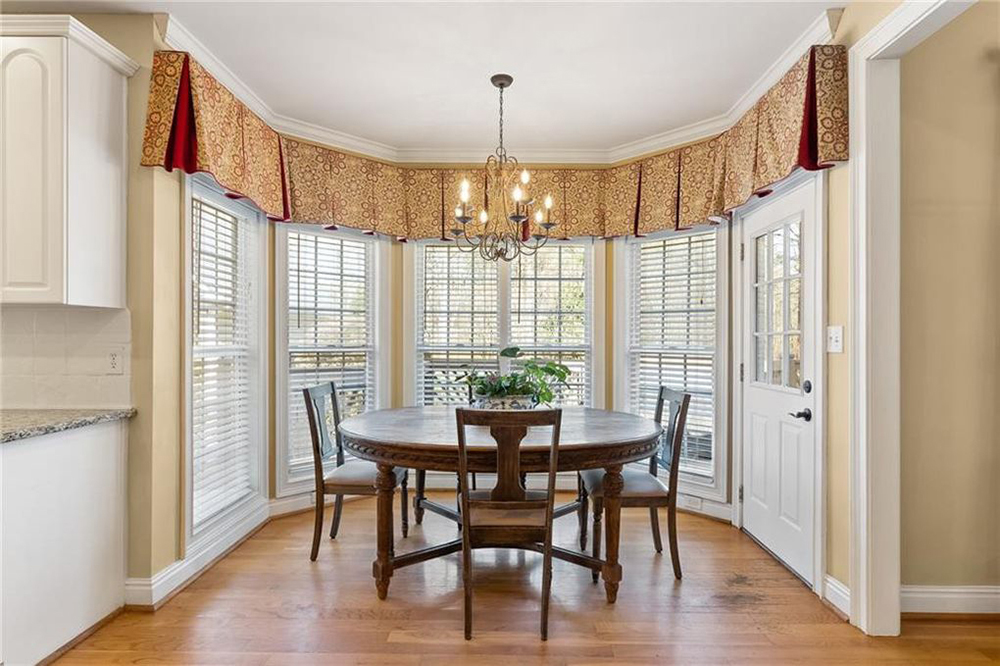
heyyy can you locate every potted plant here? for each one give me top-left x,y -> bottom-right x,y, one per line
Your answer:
460,347 -> 572,409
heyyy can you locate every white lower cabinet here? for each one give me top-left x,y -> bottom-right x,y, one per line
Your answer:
1,421 -> 127,665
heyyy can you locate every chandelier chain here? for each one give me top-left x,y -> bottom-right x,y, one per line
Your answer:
497,86 -> 505,160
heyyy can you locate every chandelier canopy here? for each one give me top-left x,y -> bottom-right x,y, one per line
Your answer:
451,74 -> 557,262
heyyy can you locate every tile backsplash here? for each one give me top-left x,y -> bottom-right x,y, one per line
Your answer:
1,307 -> 132,409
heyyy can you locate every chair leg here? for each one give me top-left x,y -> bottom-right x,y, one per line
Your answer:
463,543 -> 473,640
414,469 -> 425,524
577,475 -> 589,551
541,541 -> 553,641
591,497 -> 602,583
667,503 -> 682,579
400,472 -> 409,538
310,491 -> 324,561
650,506 -> 663,553
329,494 -> 344,539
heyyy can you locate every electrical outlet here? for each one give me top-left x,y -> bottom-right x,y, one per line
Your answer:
826,325 -> 844,354
106,348 -> 125,375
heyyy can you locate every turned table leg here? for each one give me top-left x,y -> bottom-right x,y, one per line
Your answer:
601,464 -> 624,603
373,463 -> 397,600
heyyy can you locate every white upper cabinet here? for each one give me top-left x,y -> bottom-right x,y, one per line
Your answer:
0,16 -> 138,308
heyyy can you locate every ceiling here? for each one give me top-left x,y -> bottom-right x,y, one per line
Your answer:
7,1 -> 842,161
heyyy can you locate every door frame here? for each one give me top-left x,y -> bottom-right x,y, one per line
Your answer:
731,168 -> 827,597
848,0 -> 973,636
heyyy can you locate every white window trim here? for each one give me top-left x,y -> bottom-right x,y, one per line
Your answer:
402,239 -> 605,408
274,224 -> 392,498
612,225 -> 730,505
182,175 -> 270,554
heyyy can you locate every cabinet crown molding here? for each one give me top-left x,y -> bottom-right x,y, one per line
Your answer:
0,14 -> 139,76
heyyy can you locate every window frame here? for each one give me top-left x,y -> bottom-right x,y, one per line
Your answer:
274,223 -> 392,498
403,239 -> 605,409
183,175 -> 270,550
613,226 -> 730,505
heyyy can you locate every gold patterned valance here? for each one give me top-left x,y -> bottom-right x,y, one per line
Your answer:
141,45 -> 848,239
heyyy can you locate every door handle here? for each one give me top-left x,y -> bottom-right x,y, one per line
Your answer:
789,408 -> 812,422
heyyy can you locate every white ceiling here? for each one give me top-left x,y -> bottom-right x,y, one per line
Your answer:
7,1 -> 842,161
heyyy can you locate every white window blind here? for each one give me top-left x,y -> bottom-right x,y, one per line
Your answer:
416,245 -> 499,405
190,195 -> 261,529
510,245 -> 591,405
414,243 -> 593,406
628,230 -> 718,478
284,230 -> 375,474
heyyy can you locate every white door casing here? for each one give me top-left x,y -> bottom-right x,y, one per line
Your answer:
740,175 -> 820,586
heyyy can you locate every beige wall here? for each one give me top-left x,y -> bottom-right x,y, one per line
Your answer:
825,0 -> 902,585
75,14 -> 184,578
899,0 -> 1000,585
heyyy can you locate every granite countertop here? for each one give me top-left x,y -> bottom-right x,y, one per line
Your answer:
1,408 -> 136,443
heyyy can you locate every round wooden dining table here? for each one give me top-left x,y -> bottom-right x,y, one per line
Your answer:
338,405 -> 662,603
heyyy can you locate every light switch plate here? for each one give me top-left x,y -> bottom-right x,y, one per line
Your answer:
827,325 -> 844,353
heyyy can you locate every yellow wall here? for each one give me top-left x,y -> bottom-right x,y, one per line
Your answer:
899,0 -> 1000,585
825,0 -> 902,585
75,14 -> 184,577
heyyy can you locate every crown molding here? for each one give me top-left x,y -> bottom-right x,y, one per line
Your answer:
159,11 -> 831,165
0,14 -> 139,76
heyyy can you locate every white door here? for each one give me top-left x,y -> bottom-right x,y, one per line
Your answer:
741,176 -> 819,585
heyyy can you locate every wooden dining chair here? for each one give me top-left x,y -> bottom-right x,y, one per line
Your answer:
580,386 -> 690,579
303,382 -> 408,561
456,407 -> 562,641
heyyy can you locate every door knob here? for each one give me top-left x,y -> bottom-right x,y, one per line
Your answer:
789,408 -> 812,422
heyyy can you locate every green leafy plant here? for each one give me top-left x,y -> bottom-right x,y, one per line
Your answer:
460,346 -> 572,406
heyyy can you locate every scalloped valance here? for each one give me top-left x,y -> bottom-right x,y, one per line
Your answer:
141,46 -> 847,239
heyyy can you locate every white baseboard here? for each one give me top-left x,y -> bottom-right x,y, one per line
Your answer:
824,575 -> 851,616
901,585 -> 1000,614
124,495 -> 269,607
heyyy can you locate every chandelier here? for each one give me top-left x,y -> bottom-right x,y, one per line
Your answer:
451,73 -> 557,262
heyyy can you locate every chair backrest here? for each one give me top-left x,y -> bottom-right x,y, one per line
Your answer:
455,408 -> 562,535
648,386 -> 692,497
302,382 -> 345,488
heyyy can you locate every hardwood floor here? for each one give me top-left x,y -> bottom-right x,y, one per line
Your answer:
57,492 -> 998,665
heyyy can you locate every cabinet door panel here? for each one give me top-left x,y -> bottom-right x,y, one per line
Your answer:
1,36 -> 65,303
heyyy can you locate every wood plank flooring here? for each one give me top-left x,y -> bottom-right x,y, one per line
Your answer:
57,492 -> 998,664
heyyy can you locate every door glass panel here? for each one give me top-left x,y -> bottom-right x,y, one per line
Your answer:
751,216 -> 804,389
788,278 -> 801,331
771,228 -> 785,279
787,334 -> 802,388
770,334 -> 783,385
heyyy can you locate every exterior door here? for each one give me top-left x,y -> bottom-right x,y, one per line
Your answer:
741,176 -> 818,585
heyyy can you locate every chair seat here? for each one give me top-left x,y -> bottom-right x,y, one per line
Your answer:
324,460 -> 406,490
468,489 -> 548,527
580,468 -> 670,499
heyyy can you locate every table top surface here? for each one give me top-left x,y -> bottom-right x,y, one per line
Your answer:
339,405 -> 661,451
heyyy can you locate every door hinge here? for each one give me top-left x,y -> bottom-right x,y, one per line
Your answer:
738,485 -> 744,503
740,242 -> 745,261
739,362 -> 744,382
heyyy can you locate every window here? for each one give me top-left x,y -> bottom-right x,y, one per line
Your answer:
625,229 -> 725,486
412,242 -> 597,407
188,183 -> 266,533
276,226 -> 381,494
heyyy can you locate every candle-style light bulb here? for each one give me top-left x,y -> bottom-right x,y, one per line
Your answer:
512,186 -> 523,202
544,194 -> 553,209
534,210 -> 543,223
460,178 -> 470,192
520,169 -> 530,185
454,206 -> 463,218
459,190 -> 470,203
479,210 -> 489,223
